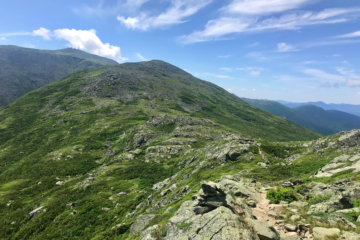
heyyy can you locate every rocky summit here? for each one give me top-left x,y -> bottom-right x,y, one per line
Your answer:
0,60 -> 359,240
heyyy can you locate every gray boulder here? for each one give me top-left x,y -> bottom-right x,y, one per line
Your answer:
129,214 -> 157,236
164,204 -> 258,240
340,231 -> 360,240
246,218 -> 280,240
328,213 -> 356,229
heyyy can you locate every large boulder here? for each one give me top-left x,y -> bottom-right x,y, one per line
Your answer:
164,204 -> 258,240
339,130 -> 360,147
129,214 -> 157,236
312,227 -> 340,240
328,213 -> 356,229
340,231 -> 360,240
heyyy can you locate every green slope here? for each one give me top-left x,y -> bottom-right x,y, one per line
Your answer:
0,45 -> 117,107
0,60 -> 322,239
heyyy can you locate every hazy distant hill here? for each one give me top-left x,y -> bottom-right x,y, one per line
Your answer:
243,98 -> 360,135
0,45 -> 117,107
277,100 -> 360,117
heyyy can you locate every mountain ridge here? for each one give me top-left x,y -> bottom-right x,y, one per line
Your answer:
242,98 -> 360,135
0,45 -> 118,107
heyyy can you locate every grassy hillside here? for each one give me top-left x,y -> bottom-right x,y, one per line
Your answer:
0,45 -> 117,107
0,60 -> 323,239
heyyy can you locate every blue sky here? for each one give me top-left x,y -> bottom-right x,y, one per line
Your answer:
1,0 -> 360,104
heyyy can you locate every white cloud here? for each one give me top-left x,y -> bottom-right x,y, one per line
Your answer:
246,52 -> 268,61
335,31 -> 360,38
53,29 -> 127,63
33,27 -> 51,40
222,0 -> 312,15
357,92 -> 360,95
136,53 -> 148,61
226,88 -> 233,93
218,55 -> 231,58
118,0 -> 212,31
237,66 -> 264,76
0,37 -> 6,41
0,31 -> 31,37
248,42 -> 259,47
277,42 -> 298,52
302,68 -> 345,82
336,67 -> 354,75
73,0 -> 150,17
178,17 -> 254,44
347,78 -> 360,87
333,54 -> 341,57
203,73 -> 232,79
179,7 -> 360,44
219,67 -> 233,72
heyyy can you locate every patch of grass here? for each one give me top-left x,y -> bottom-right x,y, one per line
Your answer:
307,194 -> 332,204
266,188 -> 298,204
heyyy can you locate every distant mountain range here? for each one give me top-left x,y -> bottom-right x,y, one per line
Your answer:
0,45 -> 117,107
276,100 -> 360,117
242,98 -> 360,135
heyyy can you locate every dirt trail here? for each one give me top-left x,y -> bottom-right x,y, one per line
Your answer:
251,192 -> 298,238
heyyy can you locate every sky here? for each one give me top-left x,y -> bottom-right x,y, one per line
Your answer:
1,0 -> 360,104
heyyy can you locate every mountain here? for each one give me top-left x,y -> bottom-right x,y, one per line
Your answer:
241,98 -> 335,135
292,105 -> 360,133
0,45 -> 117,107
242,98 -> 360,135
0,60 -> 325,239
278,100 -> 360,116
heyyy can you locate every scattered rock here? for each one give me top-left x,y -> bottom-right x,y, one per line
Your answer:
284,224 -> 297,232
247,200 -> 256,208
28,206 -> 46,221
140,225 -> 159,240
290,215 -> 301,222
66,203 -> 78,209
130,214 -> 157,236
247,218 -> 280,240
117,192 -> 128,197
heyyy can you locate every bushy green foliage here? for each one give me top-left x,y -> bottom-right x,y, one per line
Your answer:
294,185 -> 306,195
307,194 -> 332,204
266,188 -> 298,204
353,199 -> 360,208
